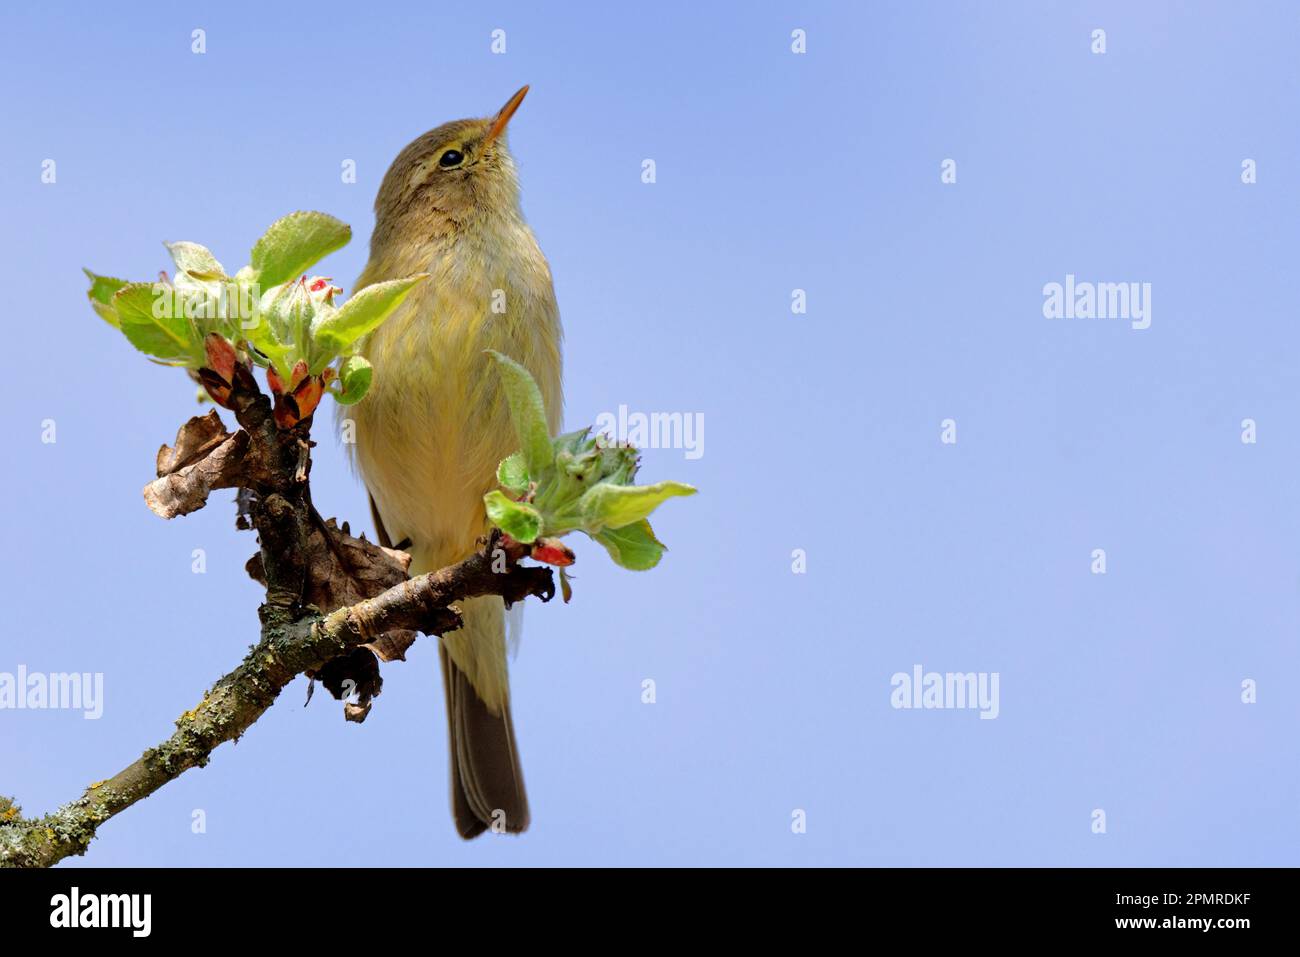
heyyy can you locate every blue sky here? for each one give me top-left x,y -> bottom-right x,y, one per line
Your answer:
1,0 -> 1297,866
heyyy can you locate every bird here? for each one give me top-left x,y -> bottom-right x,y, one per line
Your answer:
343,86 -> 563,838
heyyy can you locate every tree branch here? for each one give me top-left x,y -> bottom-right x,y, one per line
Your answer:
0,369 -> 554,868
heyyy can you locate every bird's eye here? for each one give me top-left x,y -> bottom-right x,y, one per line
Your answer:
438,149 -> 464,169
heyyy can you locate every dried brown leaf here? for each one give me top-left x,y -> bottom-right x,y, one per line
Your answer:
155,410 -> 230,477
362,630 -> 419,663
143,419 -> 249,520
248,516 -> 418,690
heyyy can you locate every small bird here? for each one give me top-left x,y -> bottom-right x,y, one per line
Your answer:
345,86 -> 563,837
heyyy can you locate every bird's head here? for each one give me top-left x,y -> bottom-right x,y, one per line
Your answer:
372,85 -> 531,244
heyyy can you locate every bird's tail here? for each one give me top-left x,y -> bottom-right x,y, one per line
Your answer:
438,595 -> 530,838
370,491 -> 528,839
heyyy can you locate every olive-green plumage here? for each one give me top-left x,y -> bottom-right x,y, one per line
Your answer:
344,87 -> 562,837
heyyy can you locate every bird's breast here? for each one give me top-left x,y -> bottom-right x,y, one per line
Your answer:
348,222 -> 563,563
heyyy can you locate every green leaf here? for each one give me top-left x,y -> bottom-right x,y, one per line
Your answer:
242,311 -> 292,372
164,241 -> 225,279
243,281 -> 301,370
579,480 -> 696,531
593,519 -> 666,570
85,269 -> 127,305
483,490 -> 542,543
313,275 -> 427,353
553,427 -> 592,456
333,355 -> 373,405
84,269 -> 127,327
485,350 -> 554,477
249,212 -> 351,288
89,300 -> 119,327
113,282 -> 203,365
497,452 -> 530,495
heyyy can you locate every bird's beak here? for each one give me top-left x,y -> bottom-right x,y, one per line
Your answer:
484,85 -> 529,146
